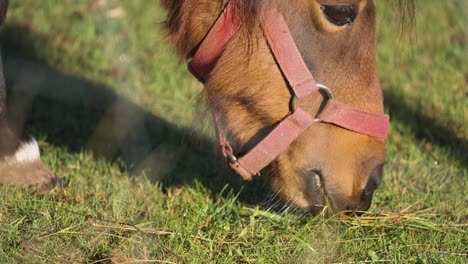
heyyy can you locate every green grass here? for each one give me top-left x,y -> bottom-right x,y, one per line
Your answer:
0,0 -> 466,263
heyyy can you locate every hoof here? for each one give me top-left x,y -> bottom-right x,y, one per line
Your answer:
0,137 -> 63,192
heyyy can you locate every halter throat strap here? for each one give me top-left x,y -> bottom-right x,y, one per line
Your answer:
188,3 -> 390,180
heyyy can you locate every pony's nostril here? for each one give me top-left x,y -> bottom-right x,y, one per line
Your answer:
370,163 -> 384,187
359,163 -> 385,211
305,170 -> 327,215
359,188 -> 374,211
307,170 -> 323,194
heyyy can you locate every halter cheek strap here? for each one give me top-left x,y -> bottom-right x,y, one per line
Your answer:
189,3 -> 390,180
188,3 -> 240,82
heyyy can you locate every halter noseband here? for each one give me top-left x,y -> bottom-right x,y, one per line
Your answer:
188,3 -> 390,180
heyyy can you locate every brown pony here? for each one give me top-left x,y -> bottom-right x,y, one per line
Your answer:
160,0 -> 413,214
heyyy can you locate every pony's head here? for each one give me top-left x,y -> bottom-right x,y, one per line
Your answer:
163,0 -> 412,214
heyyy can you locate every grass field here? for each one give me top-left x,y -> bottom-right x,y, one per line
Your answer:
0,0 -> 466,263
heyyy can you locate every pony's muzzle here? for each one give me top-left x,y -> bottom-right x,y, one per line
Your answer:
309,163 -> 384,214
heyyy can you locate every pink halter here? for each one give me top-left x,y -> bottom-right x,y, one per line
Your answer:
189,3 -> 389,180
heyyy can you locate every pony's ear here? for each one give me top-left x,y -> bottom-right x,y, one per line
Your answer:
0,0 -> 7,29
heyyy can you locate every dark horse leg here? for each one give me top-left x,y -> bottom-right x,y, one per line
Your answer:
0,0 -> 59,190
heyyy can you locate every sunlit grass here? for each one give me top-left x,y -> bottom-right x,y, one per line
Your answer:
0,0 -> 465,263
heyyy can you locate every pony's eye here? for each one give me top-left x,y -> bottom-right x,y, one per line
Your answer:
320,5 -> 358,26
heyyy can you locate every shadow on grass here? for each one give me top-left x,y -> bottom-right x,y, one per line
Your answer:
2,24 -> 465,210
384,90 -> 467,167
2,25 -> 270,207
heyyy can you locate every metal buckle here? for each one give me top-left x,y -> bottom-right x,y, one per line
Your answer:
290,84 -> 335,112
224,148 -> 238,163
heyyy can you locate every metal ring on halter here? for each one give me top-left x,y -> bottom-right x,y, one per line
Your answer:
290,96 -> 299,112
317,84 -> 335,100
290,84 -> 335,112
225,150 -> 238,163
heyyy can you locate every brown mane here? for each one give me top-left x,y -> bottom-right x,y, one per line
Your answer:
161,0 -> 266,57
161,0 -> 414,58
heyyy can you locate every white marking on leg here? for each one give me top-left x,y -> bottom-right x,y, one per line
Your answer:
4,137 -> 41,164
